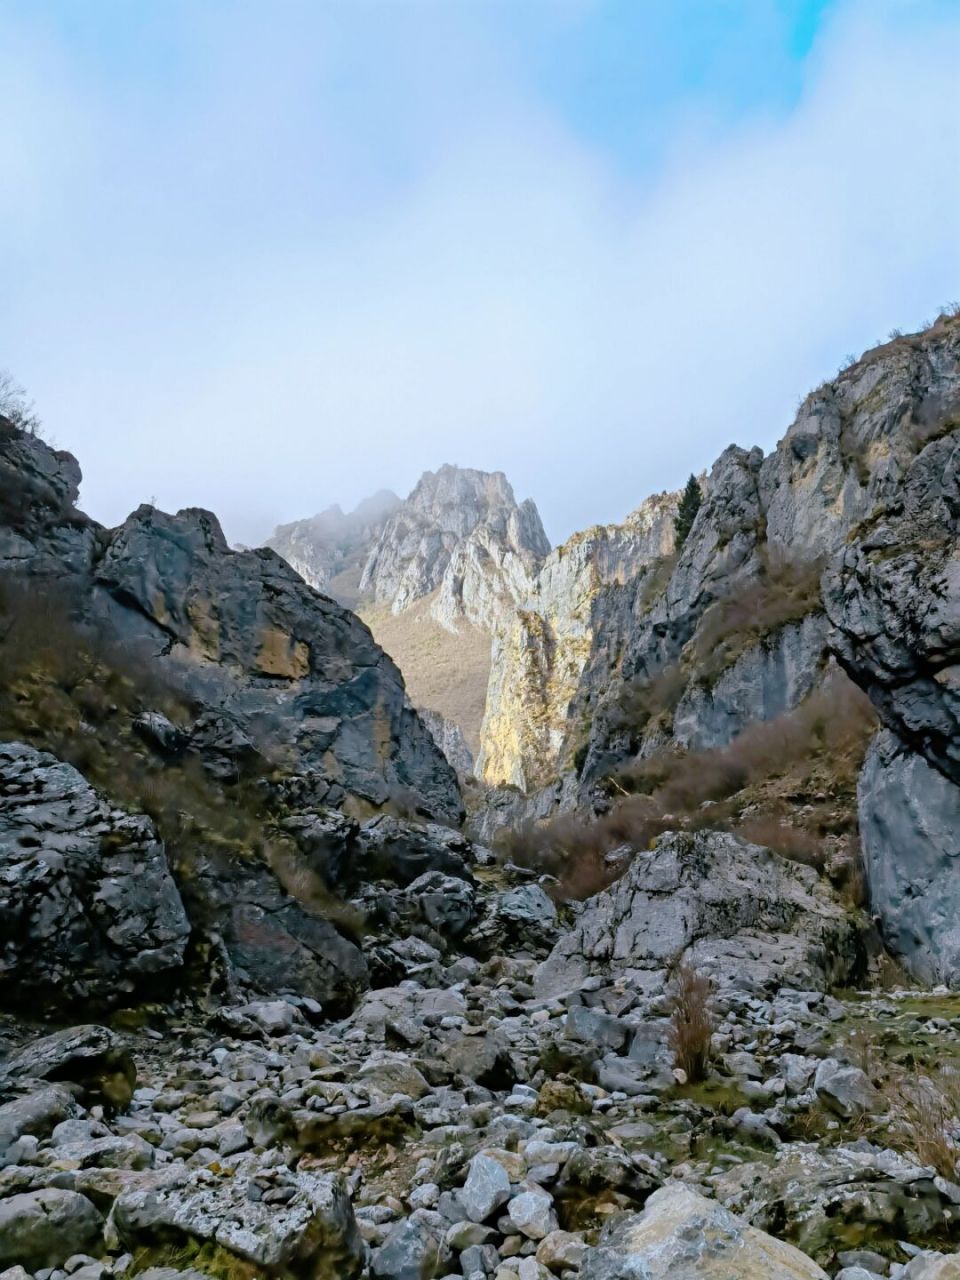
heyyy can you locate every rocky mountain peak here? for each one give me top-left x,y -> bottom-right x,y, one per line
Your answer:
359,463 -> 550,616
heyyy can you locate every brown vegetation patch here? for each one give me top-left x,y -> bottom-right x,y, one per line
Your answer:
499,672 -> 877,903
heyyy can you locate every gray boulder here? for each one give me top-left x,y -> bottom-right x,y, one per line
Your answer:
1,1026 -> 135,1112
535,830 -> 864,999
111,1161 -> 363,1277
0,742 -> 190,1011
858,730 -> 960,985
814,1058 -> 881,1119
579,1183 -> 828,1279
0,1188 -> 103,1271
0,1085 -> 79,1168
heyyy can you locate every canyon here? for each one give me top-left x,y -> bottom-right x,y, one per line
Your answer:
0,312 -> 957,1279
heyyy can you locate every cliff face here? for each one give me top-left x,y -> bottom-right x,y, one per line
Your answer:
571,317 -> 960,801
270,465 -> 679,788
477,492 -> 677,789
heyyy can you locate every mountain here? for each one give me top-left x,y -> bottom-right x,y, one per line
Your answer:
268,465 -> 679,782
266,488 -> 401,606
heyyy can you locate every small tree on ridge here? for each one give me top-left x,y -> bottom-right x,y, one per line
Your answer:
673,474 -> 702,550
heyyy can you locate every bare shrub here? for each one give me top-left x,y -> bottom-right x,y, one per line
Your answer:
883,1068 -> 960,1178
0,370 -> 42,436
667,962 -> 714,1083
734,817 -> 826,870
607,663 -> 686,734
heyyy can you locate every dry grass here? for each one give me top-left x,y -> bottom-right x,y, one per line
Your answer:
883,1068 -> 960,1178
667,962 -> 715,1083
359,591 -> 491,756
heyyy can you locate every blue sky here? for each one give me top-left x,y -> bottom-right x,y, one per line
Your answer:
1,1 -> 958,544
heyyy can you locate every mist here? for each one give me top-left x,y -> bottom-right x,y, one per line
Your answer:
1,0 -> 958,546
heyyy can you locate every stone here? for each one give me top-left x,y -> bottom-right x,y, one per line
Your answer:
405,870 -> 479,938
858,731 -> 960,986
902,1254 -> 960,1279
715,1142 -> 950,1266
0,744 -> 190,1012
461,1153 -> 513,1223
579,1183 -> 828,1279
535,1230 -> 587,1272
370,1209 -> 449,1280
814,1058 -> 881,1119
0,1189 -> 103,1272
506,1187 -> 558,1240
112,1162 -> 363,1277
358,1054 -> 431,1100
0,1085 -> 80,1167
535,830 -> 863,999
1,1026 -> 136,1112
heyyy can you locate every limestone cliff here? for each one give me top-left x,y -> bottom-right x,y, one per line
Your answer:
477,492 -> 677,789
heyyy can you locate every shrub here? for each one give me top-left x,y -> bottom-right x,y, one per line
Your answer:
734,817 -> 826,870
0,370 -> 42,436
607,664 -> 686,735
689,555 -> 823,686
667,962 -> 714,1083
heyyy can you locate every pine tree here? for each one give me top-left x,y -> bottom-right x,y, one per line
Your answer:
673,474 -> 702,550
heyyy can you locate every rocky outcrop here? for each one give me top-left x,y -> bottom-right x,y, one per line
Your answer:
572,318 -> 960,804
266,489 -> 400,602
825,426 -> 959,786
0,743 -> 190,1012
535,830 -> 864,999
858,730 -> 960,985
0,424 -> 461,826
420,708 -> 474,776
671,612 -> 828,751
359,465 -> 549,624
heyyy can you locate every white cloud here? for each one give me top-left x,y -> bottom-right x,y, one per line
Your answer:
1,1 -> 958,545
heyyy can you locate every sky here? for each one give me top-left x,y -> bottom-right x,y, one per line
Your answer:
1,0 -> 959,547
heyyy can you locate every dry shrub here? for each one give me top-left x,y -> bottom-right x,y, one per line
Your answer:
691,556 -> 823,686
883,1068 -> 960,1178
495,803 -> 670,902
503,672 -> 877,903
734,817 -> 826,869
617,671 -> 876,809
667,962 -> 715,1083
608,664 -> 686,735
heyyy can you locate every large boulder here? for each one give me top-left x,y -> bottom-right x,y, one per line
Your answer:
579,1183 -> 828,1279
535,830 -> 864,999
0,1188 -> 103,1271
858,730 -> 960,985
714,1142 -> 954,1267
93,503 -> 462,824
0,1026 -> 136,1112
0,744 -> 189,1012
111,1160 -> 363,1278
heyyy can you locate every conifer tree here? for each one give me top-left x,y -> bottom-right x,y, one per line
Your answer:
673,474 -> 703,549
